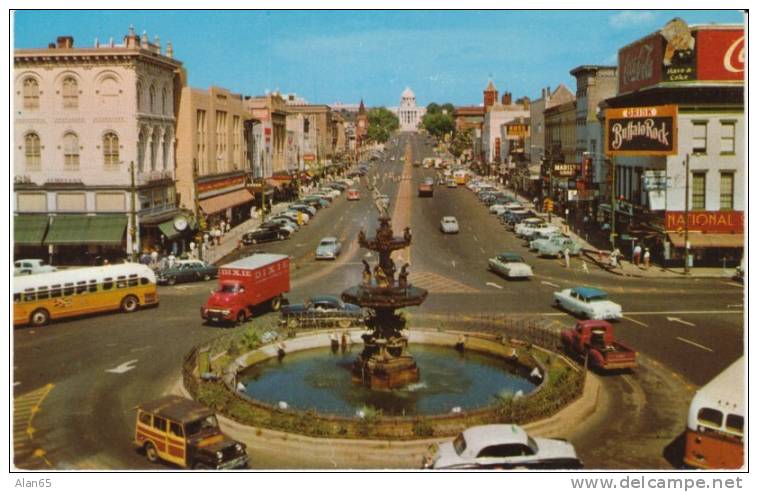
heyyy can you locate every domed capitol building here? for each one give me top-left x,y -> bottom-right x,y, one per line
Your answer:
390,87 -> 426,132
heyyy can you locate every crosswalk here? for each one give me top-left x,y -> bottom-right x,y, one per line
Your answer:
13,383 -> 54,469
409,271 -> 479,294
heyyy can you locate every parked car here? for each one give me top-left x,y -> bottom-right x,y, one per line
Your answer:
156,260 -> 218,285
514,218 -> 545,237
289,203 -> 317,216
446,178 -> 458,188
302,196 -> 329,209
533,236 -> 582,258
279,295 -> 365,329
318,187 -> 341,199
561,320 -> 638,371
261,220 -> 296,236
423,424 -> 582,470
488,252 -> 533,279
489,203 -> 510,215
553,286 -> 623,320
241,224 -> 288,245
347,189 -> 360,201
325,182 -> 347,192
276,210 -> 309,225
14,259 -> 57,276
309,192 -> 334,203
440,216 -> 459,234
315,237 -> 342,260
521,222 -> 560,240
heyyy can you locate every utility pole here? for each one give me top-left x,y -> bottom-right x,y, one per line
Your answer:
610,155 -> 617,250
193,158 -> 203,261
129,161 -> 138,261
683,153 -> 690,274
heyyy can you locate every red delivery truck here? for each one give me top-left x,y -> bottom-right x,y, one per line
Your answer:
201,254 -> 290,325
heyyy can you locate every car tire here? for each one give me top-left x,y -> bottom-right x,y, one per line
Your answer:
236,311 -> 247,325
145,442 -> 159,463
203,273 -> 211,281
167,276 -> 177,286
30,308 -> 50,327
121,295 -> 139,313
251,238 -> 258,245
193,461 -> 210,470
270,296 -> 282,311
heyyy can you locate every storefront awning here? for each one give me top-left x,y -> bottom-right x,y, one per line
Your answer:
14,215 -> 49,246
667,232 -> 744,249
45,215 -> 127,245
199,189 -> 254,216
158,219 -> 182,240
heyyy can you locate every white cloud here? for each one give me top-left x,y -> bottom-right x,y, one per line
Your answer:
609,11 -> 657,29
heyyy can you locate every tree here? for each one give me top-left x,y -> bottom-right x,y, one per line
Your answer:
421,101 -> 456,138
366,107 -> 399,144
450,129 -> 473,158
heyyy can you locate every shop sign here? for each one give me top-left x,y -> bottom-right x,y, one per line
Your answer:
552,163 -> 579,177
197,175 -> 245,194
605,105 -> 678,156
696,28 -> 744,81
618,34 -> 664,94
661,18 -> 696,82
665,211 -> 744,233
303,153 -> 316,162
506,124 -> 529,139
494,138 -> 501,161
643,170 -> 668,191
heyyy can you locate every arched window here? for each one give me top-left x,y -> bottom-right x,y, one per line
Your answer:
136,81 -> 142,111
103,132 -> 119,167
162,87 -> 169,115
162,132 -> 171,170
150,129 -> 158,171
149,84 -> 156,113
23,78 -> 40,110
25,132 -> 41,170
62,77 -> 78,109
63,132 -> 79,170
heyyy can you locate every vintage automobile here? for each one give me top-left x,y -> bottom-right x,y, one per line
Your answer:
280,295 -> 366,329
318,187 -> 341,199
14,259 -> 57,276
553,286 -> 623,320
440,216 -> 460,234
315,237 -> 342,260
261,219 -> 297,235
533,236 -> 583,258
134,395 -> 248,469
446,178 -> 458,188
156,260 -> 218,285
289,203 -> 317,217
347,189 -> 360,201
488,252 -> 533,279
517,220 -> 559,239
276,210 -> 310,225
514,217 -> 544,236
423,424 -> 582,470
241,224 -> 289,245
561,320 -> 638,371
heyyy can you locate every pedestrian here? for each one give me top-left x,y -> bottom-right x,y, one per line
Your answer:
220,219 -> 226,237
643,248 -> 651,269
612,247 -> 623,269
168,253 -> 176,268
564,248 -> 571,269
150,249 -> 159,267
633,244 -> 642,266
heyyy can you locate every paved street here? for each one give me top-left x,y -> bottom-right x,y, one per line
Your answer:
13,133 -> 744,470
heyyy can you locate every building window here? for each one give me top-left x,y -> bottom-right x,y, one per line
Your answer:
196,110 -> 207,171
720,172 -> 734,210
137,130 -> 145,172
63,132 -> 80,170
233,115 -> 240,167
691,172 -> 706,210
150,130 -> 158,171
216,110 -> 227,171
103,132 -> 119,167
62,77 -> 78,109
23,78 -> 40,110
162,133 -> 171,170
162,87 -> 169,115
25,132 -> 41,170
720,121 -> 736,154
149,85 -> 156,113
692,121 -> 707,154
136,82 -> 142,111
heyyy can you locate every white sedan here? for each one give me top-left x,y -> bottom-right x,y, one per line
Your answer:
440,216 -> 459,234
423,424 -> 582,470
553,286 -> 623,320
488,252 -> 533,279
514,218 -> 545,237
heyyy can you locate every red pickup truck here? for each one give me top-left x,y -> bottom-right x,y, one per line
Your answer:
560,320 -> 637,371
418,183 -> 434,197
201,254 -> 289,325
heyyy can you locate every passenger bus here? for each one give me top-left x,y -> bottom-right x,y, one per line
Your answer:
13,263 -> 158,327
684,356 -> 744,469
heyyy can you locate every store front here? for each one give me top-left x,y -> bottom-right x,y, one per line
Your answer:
197,172 -> 256,230
663,211 -> 744,268
44,214 -> 128,265
13,214 -> 50,261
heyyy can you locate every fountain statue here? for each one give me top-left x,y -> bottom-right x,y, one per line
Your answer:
341,197 -> 428,390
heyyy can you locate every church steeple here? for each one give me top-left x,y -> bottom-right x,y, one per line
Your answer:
358,98 -> 366,114
483,79 -> 498,112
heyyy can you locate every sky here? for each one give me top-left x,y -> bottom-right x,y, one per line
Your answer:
13,10 -> 745,107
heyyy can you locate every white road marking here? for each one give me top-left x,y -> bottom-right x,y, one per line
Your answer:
472,235 -> 479,242
451,260 -> 456,268
479,247 -> 485,253
486,282 -> 503,289
727,304 -> 743,308
666,316 -> 696,327
541,280 -> 560,288
623,316 -> 649,327
721,281 -> 744,288
676,337 -> 714,353
105,359 -> 138,374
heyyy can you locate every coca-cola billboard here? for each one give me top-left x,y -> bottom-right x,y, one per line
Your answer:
696,28 -> 745,81
618,34 -> 664,94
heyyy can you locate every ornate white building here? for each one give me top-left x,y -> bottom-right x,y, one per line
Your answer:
392,87 -> 425,132
13,27 -> 183,263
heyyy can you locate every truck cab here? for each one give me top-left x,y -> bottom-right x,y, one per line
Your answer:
561,320 -> 637,371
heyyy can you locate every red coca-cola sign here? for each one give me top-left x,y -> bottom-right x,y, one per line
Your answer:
665,211 -> 743,233
696,28 -> 745,81
618,34 -> 664,94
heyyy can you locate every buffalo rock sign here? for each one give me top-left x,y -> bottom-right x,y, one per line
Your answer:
605,105 -> 678,156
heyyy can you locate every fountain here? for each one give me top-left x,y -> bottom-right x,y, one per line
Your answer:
341,201 -> 428,390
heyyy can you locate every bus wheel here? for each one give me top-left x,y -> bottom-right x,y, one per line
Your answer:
121,295 -> 139,313
30,309 -> 49,327
270,296 -> 282,311
145,442 -> 159,463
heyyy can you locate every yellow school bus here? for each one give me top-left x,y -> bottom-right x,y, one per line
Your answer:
13,263 -> 158,327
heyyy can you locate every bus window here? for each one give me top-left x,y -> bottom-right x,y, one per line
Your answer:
726,414 -> 744,435
23,289 -> 36,302
103,277 -> 113,290
116,276 -> 127,289
14,293 -> 20,303
697,407 -> 723,429
37,287 -> 49,300
140,277 -> 150,285
128,274 -> 138,287
63,283 -> 75,296
50,284 -> 62,298
76,281 -> 87,294
88,280 -> 97,293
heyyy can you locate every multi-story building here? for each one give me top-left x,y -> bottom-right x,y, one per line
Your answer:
284,103 -> 334,176
245,92 -> 288,177
392,88 -> 425,132
354,100 -> 369,160
14,28 -> 182,263
600,20 -> 744,266
175,85 -> 256,231
544,99 -> 577,204
482,92 -> 530,169
528,85 -> 575,167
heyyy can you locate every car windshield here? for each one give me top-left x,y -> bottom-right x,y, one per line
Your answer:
185,415 -> 220,437
453,433 -> 467,456
526,437 -> 538,454
218,284 -> 240,293
320,239 -> 335,246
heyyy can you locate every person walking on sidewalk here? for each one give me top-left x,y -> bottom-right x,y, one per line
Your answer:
564,248 -> 571,269
633,244 -> 642,266
643,248 -> 651,269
